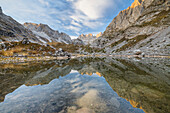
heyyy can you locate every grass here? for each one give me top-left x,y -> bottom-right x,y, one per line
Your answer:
116,35 -> 148,52
48,42 -> 80,53
110,37 -> 127,47
0,40 -> 104,57
135,10 -> 170,27
0,41 -> 55,57
48,42 -> 103,53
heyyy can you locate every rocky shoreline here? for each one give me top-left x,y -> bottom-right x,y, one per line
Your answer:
0,54 -> 169,64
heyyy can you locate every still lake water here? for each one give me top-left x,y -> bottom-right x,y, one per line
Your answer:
0,57 -> 169,113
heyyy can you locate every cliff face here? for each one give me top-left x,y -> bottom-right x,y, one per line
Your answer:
100,0 -> 170,55
24,23 -> 72,44
103,0 -> 156,35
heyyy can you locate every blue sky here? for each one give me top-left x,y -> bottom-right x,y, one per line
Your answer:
0,0 -> 134,38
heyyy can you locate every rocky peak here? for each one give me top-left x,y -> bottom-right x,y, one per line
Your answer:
24,23 -> 53,32
80,34 -> 85,37
96,32 -> 102,38
78,32 -> 103,45
0,7 -> 3,15
24,22 -> 38,26
24,22 -> 72,44
86,33 -> 93,37
131,0 -> 145,8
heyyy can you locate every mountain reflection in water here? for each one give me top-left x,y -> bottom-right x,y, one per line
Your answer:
0,57 -> 169,113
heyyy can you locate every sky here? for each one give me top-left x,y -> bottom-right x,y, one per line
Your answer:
0,0 -> 134,38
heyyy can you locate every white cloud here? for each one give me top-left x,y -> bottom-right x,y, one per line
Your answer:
64,25 -> 81,32
38,0 -> 49,6
83,21 -> 104,29
0,0 -> 125,36
66,0 -> 76,2
67,0 -> 114,30
74,0 -> 114,19
71,20 -> 82,27
70,36 -> 78,39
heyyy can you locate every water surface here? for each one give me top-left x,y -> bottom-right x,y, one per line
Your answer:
0,57 -> 169,113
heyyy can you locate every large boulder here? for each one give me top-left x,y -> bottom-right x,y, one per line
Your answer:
0,43 -> 6,50
22,38 -> 30,45
54,48 -> 71,57
133,49 -> 142,55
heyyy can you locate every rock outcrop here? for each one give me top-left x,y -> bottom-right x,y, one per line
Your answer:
99,0 -> 170,55
72,38 -> 85,45
24,23 -> 72,44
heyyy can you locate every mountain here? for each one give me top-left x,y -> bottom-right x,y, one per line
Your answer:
96,0 -> 170,55
24,23 -> 72,44
0,7 -> 40,43
78,32 -> 102,45
0,7 -> 72,45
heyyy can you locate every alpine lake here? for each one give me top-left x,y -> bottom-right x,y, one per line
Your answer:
0,57 -> 169,113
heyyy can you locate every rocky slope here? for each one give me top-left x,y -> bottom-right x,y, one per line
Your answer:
72,38 -> 85,45
94,0 -> 170,55
78,32 -> 102,45
0,7 -> 40,43
24,23 -> 72,44
0,7 -> 72,45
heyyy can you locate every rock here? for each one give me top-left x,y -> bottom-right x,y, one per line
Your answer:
0,43 -> 6,50
54,48 -> 71,57
58,48 -> 63,52
22,38 -> 30,45
141,52 -> 145,57
0,7 -> 2,15
72,38 -> 85,45
134,50 -> 142,55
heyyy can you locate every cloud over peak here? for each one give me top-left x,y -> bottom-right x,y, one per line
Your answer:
0,0 -> 134,36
